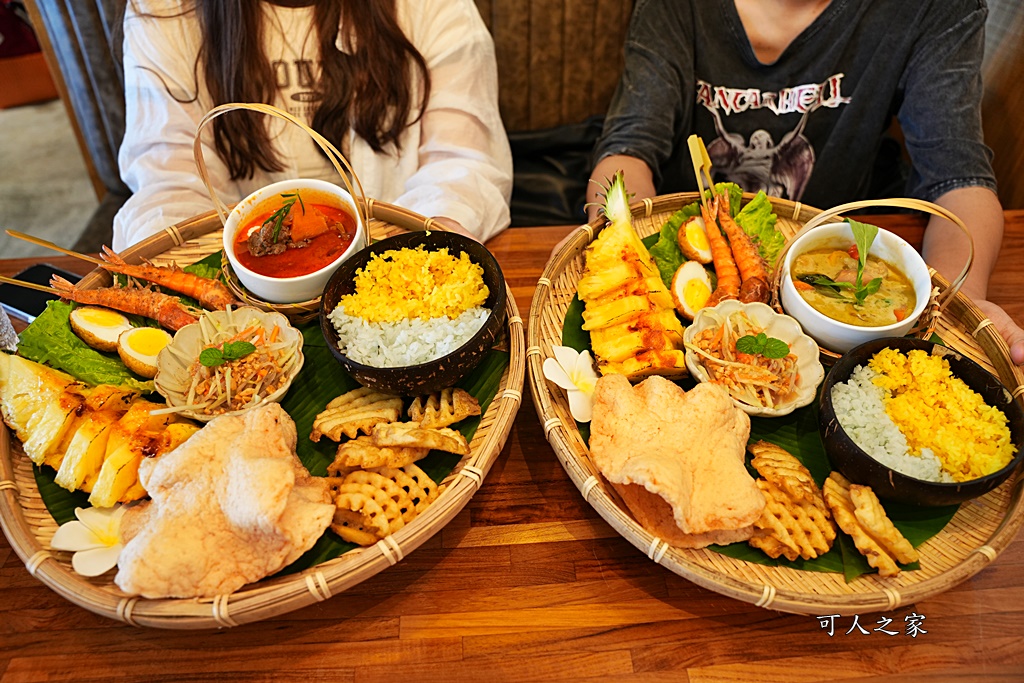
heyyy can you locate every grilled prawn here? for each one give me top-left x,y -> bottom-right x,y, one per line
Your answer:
100,247 -> 240,310
50,276 -> 199,331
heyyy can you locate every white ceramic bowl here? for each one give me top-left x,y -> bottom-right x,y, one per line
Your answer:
222,178 -> 365,304
779,221 -> 931,354
154,307 -> 304,422
683,300 -> 824,417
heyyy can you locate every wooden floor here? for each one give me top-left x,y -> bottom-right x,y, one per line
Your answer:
3,217 -> 1024,681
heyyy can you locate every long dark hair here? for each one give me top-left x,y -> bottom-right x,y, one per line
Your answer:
134,0 -> 430,180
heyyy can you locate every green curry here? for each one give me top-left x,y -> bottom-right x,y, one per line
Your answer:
791,247 -> 916,327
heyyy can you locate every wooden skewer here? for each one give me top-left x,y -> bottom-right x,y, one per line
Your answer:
5,230 -> 106,266
687,134 -> 715,212
0,275 -> 60,295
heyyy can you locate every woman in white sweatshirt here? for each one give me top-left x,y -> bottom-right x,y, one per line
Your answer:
113,0 -> 512,250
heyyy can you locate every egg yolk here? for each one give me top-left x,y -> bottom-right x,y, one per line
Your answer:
684,279 -> 711,311
125,328 -> 171,356
686,223 -> 710,252
78,307 -> 130,327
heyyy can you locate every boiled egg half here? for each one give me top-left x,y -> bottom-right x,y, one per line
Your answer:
117,326 -> 173,379
69,306 -> 132,352
677,215 -> 713,264
671,260 -> 713,320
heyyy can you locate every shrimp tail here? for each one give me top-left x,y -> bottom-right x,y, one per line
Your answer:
703,197 -> 740,307
50,275 -> 78,295
100,245 -> 129,267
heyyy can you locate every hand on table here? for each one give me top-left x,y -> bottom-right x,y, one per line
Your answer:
975,299 -> 1024,365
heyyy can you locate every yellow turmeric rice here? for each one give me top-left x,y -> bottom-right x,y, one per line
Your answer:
869,348 -> 1015,482
339,245 -> 489,323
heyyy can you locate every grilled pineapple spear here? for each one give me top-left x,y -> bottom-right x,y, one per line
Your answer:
0,354 -> 198,505
579,172 -> 688,379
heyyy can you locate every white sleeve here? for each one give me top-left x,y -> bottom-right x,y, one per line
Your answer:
393,0 -> 513,243
112,5 -> 236,251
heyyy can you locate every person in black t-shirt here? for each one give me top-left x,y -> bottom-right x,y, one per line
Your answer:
588,0 -> 1023,364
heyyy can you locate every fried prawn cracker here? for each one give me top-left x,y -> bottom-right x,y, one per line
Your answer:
371,421 -> 470,455
850,484 -> 919,565
311,388 -> 402,442
408,387 -> 481,429
822,473 -> 901,577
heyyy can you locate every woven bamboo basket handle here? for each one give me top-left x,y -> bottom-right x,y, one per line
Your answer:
192,102 -> 369,242
784,197 -> 974,311
360,198 -> 452,234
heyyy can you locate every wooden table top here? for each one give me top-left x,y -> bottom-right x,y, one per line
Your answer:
2,211 -> 1023,682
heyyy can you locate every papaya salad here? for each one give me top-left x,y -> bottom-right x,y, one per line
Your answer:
154,308 -> 304,418
684,308 -> 799,410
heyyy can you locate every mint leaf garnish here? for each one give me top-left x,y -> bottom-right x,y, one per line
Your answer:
736,333 -> 790,359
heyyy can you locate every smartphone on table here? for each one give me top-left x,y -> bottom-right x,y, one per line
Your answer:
0,263 -> 83,323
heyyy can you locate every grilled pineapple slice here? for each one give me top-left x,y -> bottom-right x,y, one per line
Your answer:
0,355 -> 199,500
55,413 -> 118,491
89,443 -> 142,508
0,354 -> 88,465
89,405 -> 199,507
578,172 -> 688,380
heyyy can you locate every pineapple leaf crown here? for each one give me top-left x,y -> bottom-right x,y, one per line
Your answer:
599,171 -> 632,224
585,171 -> 633,224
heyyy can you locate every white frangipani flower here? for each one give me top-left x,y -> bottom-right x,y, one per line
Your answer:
50,505 -> 126,577
542,345 -> 598,423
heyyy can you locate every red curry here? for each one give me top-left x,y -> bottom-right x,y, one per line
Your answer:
234,202 -> 357,278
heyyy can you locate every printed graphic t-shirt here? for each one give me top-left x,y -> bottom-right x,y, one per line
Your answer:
260,3 -> 336,183
594,0 -> 996,207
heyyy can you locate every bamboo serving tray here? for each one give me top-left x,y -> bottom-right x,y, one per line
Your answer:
0,202 -> 525,629
527,191 -> 1024,615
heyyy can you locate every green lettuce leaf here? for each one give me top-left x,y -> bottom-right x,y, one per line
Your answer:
735,190 -> 784,268
182,250 -> 224,282
649,220 -> 686,289
712,182 -> 744,216
17,300 -> 154,393
650,183 -> 744,288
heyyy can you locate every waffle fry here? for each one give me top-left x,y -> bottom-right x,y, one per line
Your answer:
372,421 -> 470,455
373,464 -> 444,521
331,488 -> 392,546
340,471 -> 409,516
310,388 -> 402,442
409,387 -> 481,429
850,485 -> 920,565
329,479 -> 405,548
749,479 -> 835,561
330,435 -> 429,471
822,473 -> 903,577
326,465 -> 445,545
748,440 -> 820,505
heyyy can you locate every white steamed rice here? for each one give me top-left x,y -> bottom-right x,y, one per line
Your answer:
832,364 -> 954,483
329,305 -> 489,368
